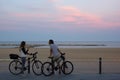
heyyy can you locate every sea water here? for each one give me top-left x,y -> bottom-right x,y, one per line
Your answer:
0,41 -> 120,48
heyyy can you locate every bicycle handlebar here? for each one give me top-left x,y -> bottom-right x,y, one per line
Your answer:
61,53 -> 65,55
48,53 -> 66,59
29,52 -> 38,55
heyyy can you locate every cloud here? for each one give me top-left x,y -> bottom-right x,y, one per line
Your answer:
94,11 -> 120,29
49,0 -> 59,2
58,6 -> 80,13
54,6 -> 101,25
10,13 -> 48,19
52,6 -> 120,29
58,6 -> 100,22
1,5 -> 120,31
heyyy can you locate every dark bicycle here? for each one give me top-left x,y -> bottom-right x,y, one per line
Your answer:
9,52 -> 42,75
42,53 -> 74,76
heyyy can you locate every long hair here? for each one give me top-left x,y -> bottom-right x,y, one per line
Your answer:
19,41 -> 26,51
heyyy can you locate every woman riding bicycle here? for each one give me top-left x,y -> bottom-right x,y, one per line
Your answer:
19,41 -> 29,73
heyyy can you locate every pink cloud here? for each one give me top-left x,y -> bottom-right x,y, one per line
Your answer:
55,6 -> 101,24
92,12 -> 120,29
10,13 -> 49,19
54,6 -> 120,29
49,0 -> 58,2
55,16 -> 76,22
58,6 -> 80,13
4,6 -> 120,30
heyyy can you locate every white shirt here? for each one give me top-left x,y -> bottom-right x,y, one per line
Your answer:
50,44 -> 60,57
20,49 -> 27,57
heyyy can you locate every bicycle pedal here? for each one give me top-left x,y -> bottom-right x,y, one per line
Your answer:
52,72 -> 54,74
24,67 -> 27,71
20,71 -> 24,74
59,71 -> 61,74
55,67 -> 58,71
58,69 -> 61,74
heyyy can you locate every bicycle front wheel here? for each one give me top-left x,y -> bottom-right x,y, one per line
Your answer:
32,60 -> 42,75
9,60 -> 22,75
42,62 -> 53,76
61,61 -> 74,75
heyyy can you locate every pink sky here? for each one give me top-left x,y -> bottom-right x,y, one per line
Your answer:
0,0 -> 120,41
4,6 -> 120,29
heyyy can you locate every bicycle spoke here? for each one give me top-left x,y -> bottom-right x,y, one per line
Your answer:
32,60 -> 42,75
61,61 -> 74,75
42,62 -> 53,76
9,60 -> 22,75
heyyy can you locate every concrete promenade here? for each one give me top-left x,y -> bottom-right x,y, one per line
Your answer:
1,71 -> 120,80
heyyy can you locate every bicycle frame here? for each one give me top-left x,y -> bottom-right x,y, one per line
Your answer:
42,53 -> 74,76
25,52 -> 38,73
48,54 -> 65,73
10,52 -> 38,74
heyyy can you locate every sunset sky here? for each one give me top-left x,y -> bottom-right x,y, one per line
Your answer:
0,0 -> 120,41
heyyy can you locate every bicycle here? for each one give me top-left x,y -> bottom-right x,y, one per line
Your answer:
41,53 -> 74,76
9,52 -> 42,76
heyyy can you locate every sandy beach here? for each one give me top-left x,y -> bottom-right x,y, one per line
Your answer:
0,48 -> 120,80
0,48 -> 120,59
0,48 -> 120,74
0,48 -> 120,73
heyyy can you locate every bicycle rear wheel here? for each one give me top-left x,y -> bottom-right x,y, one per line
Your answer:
9,60 -> 22,75
32,60 -> 42,75
42,62 -> 53,76
61,61 -> 74,75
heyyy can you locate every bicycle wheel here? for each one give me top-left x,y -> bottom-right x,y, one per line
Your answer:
42,62 -> 53,76
9,60 -> 22,75
32,60 -> 42,75
61,61 -> 74,75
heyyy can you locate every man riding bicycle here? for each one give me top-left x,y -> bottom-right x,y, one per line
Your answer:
48,39 -> 64,70
41,40 -> 74,76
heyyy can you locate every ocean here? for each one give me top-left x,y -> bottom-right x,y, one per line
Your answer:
0,41 -> 120,48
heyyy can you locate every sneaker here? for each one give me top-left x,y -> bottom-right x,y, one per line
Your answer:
55,67 -> 58,71
20,71 -> 24,74
24,67 -> 26,71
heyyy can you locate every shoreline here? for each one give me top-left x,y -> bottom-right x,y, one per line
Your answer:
0,48 -> 120,59
0,41 -> 120,48
1,41 -> 120,48
0,44 -> 118,49
0,43 -> 106,48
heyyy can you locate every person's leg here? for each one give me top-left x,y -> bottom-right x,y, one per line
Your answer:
61,55 -> 65,61
21,57 -> 26,73
54,57 -> 61,71
56,58 -> 62,74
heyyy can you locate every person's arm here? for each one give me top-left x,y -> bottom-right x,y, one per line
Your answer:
57,48 -> 62,54
49,48 -> 52,57
58,48 -> 65,55
22,47 -> 28,54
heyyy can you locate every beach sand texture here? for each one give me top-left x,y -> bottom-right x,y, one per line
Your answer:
0,48 -> 120,59
0,48 -> 120,74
